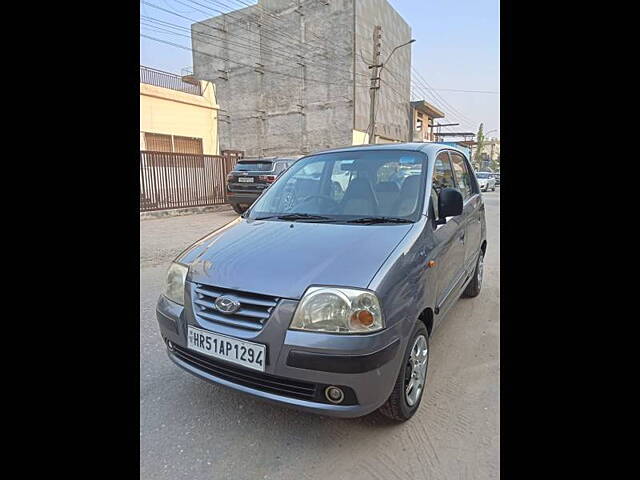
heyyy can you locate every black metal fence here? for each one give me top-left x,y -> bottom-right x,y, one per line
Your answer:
140,151 -> 241,211
140,66 -> 202,96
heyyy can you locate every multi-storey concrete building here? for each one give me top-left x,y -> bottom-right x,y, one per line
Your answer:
191,0 -> 412,157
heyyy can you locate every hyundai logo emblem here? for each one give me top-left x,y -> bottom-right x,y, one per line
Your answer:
215,295 -> 241,314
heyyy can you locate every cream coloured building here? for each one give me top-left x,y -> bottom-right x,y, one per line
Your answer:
140,66 -> 220,155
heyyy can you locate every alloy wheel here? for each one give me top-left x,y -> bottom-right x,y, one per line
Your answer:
404,335 -> 428,406
477,253 -> 484,287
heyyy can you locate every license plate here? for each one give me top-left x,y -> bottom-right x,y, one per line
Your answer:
187,326 -> 266,372
238,177 -> 254,183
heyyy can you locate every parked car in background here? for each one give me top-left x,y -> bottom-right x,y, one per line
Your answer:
476,172 -> 496,191
157,143 -> 487,422
226,157 -> 298,214
493,173 -> 500,186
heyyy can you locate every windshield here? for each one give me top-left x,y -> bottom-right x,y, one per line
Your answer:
247,150 -> 428,223
234,161 -> 274,172
477,173 -> 492,179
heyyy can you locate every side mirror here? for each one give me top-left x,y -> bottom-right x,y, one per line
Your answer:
436,187 -> 463,225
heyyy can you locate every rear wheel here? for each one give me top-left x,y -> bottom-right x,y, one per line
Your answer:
231,204 -> 247,215
378,321 -> 429,422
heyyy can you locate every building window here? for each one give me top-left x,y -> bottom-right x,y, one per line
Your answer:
144,133 -> 173,152
143,132 -> 204,154
173,136 -> 204,154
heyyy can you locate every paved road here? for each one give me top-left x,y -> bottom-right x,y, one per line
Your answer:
140,190 -> 500,480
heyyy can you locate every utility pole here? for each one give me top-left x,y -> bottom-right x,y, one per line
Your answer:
368,25 -> 383,144
367,32 -> 415,144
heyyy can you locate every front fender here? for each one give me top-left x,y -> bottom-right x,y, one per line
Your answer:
369,218 -> 436,332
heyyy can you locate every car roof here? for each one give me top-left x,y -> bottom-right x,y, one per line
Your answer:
301,142 -> 470,158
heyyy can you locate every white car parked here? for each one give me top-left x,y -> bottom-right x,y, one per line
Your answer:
476,172 -> 496,192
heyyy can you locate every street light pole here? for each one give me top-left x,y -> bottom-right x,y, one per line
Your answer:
368,36 -> 415,144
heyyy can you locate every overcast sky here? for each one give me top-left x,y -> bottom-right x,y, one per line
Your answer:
140,0 -> 500,139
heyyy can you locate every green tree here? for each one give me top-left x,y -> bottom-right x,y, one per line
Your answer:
474,123 -> 485,166
491,151 -> 500,171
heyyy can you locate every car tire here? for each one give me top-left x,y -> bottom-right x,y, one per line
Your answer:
462,249 -> 484,298
231,204 -> 247,215
492,186 -> 495,191
378,321 -> 429,422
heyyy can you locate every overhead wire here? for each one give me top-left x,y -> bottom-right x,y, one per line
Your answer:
223,0 -> 353,56
144,0 -> 328,62
179,0 -> 347,61
140,33 -> 369,88
141,15 -> 368,82
141,1 -> 365,80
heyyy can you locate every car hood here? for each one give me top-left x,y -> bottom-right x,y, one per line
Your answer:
177,218 -> 414,299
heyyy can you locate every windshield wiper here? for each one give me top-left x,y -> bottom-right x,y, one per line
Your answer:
254,213 -> 333,221
345,216 -> 413,224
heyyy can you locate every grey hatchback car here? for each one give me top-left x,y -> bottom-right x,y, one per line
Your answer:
156,143 -> 486,421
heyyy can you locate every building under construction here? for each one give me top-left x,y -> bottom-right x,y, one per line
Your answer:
191,0 -> 412,157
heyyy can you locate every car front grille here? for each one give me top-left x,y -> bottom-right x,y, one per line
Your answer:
193,284 -> 279,331
171,344 -> 317,401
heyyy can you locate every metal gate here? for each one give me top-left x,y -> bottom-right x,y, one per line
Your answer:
139,151 -> 241,211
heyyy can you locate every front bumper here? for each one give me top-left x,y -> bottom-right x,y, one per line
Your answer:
156,290 -> 405,418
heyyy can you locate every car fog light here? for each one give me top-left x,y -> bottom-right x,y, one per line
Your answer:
325,386 -> 345,404
167,340 -> 173,350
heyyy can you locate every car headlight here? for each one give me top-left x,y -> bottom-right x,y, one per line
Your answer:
290,287 -> 384,334
164,262 -> 188,305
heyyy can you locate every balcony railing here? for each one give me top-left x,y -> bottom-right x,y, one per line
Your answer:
140,66 -> 202,96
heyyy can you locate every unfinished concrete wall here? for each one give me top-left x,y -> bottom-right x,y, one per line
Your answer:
354,0 -> 412,142
192,0 -> 355,157
191,0 -> 410,156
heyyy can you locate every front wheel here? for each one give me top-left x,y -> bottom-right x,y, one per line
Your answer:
462,250 -> 484,298
378,321 -> 429,422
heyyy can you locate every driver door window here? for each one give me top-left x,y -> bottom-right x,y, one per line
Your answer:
433,151 -> 455,194
450,152 -> 473,201
329,160 -> 355,202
